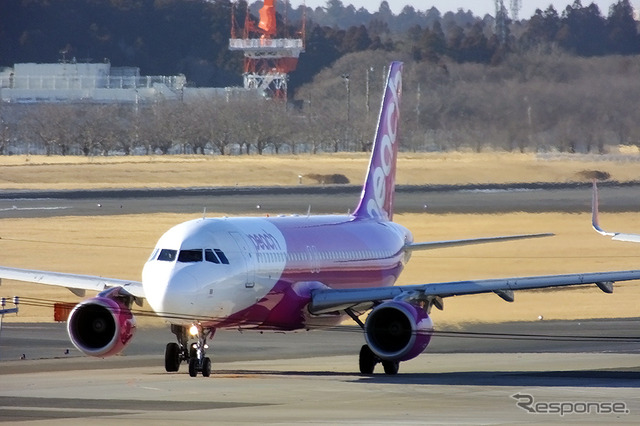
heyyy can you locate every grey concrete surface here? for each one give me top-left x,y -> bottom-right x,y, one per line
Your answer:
1,321 -> 639,424
1,352 -> 639,424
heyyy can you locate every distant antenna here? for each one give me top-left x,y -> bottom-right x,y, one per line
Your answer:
59,47 -> 69,63
510,0 -> 522,21
494,0 -> 508,44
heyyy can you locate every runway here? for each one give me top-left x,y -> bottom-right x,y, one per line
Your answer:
2,182 -> 640,218
1,320 -> 639,423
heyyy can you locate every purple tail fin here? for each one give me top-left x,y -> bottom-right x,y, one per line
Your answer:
353,61 -> 403,221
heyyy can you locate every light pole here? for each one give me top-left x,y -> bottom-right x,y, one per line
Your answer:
341,73 -> 350,150
366,66 -> 374,119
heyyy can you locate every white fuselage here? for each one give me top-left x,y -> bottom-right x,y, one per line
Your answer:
142,215 -> 412,329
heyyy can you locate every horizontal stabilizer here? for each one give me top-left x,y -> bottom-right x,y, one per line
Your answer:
406,233 -> 553,251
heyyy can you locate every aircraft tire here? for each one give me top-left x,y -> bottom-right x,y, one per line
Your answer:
382,360 -> 399,375
202,357 -> 212,377
188,358 -> 198,377
164,342 -> 181,372
359,344 -> 376,374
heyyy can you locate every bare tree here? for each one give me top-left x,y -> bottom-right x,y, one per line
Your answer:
109,104 -> 137,155
0,103 -> 15,155
234,98 -> 287,155
23,104 -> 73,155
139,101 -> 178,155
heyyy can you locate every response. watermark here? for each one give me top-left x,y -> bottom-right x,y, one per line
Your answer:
512,393 -> 629,416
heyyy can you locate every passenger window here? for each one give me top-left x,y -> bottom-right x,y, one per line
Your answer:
157,249 -> 177,262
214,249 -> 229,264
178,249 -> 203,263
205,249 -> 220,264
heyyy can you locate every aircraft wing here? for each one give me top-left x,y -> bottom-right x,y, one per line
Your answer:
591,180 -> 640,242
308,269 -> 640,314
0,266 -> 144,299
407,233 -> 553,251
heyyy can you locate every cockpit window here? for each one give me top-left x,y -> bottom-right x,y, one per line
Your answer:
214,249 -> 230,264
156,248 -> 225,264
205,249 -> 220,264
157,249 -> 177,262
178,249 -> 203,263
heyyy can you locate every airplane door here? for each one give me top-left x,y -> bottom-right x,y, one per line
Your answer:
306,245 -> 320,273
229,232 -> 256,288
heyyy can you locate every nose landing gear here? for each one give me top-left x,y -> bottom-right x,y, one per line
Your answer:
188,323 -> 213,377
165,323 -> 215,377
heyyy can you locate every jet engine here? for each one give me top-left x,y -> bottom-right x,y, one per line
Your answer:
364,300 -> 433,362
67,292 -> 136,357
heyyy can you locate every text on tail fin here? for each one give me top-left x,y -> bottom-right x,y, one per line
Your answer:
353,61 -> 403,221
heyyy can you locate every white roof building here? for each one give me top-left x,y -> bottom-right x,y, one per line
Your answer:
0,61 -> 187,103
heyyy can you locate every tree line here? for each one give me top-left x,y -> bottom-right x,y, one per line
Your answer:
1,1 -> 638,89
1,96 -> 343,156
3,50 -> 640,156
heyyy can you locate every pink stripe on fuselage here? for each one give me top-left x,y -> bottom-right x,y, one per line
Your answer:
210,214 -> 412,330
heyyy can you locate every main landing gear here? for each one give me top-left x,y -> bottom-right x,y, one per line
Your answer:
165,323 -> 214,377
345,308 -> 400,375
359,344 -> 400,375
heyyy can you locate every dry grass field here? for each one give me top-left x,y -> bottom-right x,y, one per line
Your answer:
1,151 -> 640,189
1,152 -> 639,326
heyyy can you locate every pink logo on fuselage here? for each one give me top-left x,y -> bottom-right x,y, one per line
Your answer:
248,230 -> 282,251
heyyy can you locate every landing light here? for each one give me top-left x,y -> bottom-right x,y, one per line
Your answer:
189,325 -> 199,336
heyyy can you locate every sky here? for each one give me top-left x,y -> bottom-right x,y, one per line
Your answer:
294,0 -> 639,19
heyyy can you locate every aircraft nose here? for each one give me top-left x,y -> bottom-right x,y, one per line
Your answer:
143,266 -> 198,318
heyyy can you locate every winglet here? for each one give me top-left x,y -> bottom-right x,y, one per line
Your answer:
591,180 -> 640,242
353,61 -> 403,222
591,180 -> 612,236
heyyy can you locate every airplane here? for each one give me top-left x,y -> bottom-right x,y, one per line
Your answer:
591,180 -> 640,242
2,61 -> 640,377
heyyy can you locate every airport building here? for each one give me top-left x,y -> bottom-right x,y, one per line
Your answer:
0,61 -> 250,104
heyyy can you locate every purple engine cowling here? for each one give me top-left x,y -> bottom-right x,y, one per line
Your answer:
364,300 -> 433,362
67,296 -> 136,357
